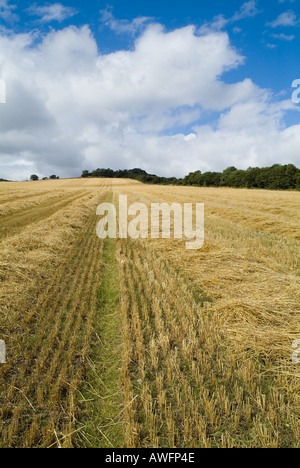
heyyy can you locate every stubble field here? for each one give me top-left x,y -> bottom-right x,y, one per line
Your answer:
0,178 -> 299,448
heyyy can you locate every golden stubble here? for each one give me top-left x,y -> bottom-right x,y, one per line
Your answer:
0,178 -> 299,447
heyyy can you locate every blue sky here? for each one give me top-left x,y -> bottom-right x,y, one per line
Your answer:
0,1 -> 300,179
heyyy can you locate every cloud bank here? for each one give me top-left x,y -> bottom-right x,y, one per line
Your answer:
0,22 -> 299,180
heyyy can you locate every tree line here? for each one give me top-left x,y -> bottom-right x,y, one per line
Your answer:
30,175 -> 60,181
81,164 -> 300,190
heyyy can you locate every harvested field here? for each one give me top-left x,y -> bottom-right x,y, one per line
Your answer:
0,178 -> 299,447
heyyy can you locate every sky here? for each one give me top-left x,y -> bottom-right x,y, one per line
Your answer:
0,0 -> 300,180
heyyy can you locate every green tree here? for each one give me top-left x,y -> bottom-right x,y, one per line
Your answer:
220,167 -> 238,186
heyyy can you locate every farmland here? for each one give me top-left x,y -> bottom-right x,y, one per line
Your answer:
0,178 -> 299,448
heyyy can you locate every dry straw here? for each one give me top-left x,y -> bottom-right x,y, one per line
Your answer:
0,179 -> 299,447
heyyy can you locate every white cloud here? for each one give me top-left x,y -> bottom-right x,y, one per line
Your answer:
100,5 -> 153,35
0,0 -> 18,22
0,23 -> 299,180
271,32 -> 295,40
27,3 -> 78,23
266,43 -> 277,49
231,0 -> 262,22
199,1 -> 262,34
268,10 -> 299,27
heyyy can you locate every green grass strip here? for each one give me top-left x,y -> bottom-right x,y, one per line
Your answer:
76,204 -> 124,448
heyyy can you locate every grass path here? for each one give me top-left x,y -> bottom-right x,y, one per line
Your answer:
75,195 -> 124,448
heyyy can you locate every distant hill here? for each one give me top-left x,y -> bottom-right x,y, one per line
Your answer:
81,164 -> 300,191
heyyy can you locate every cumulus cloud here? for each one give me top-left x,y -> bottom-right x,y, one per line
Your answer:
0,23 -> 299,180
27,3 -> 78,23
